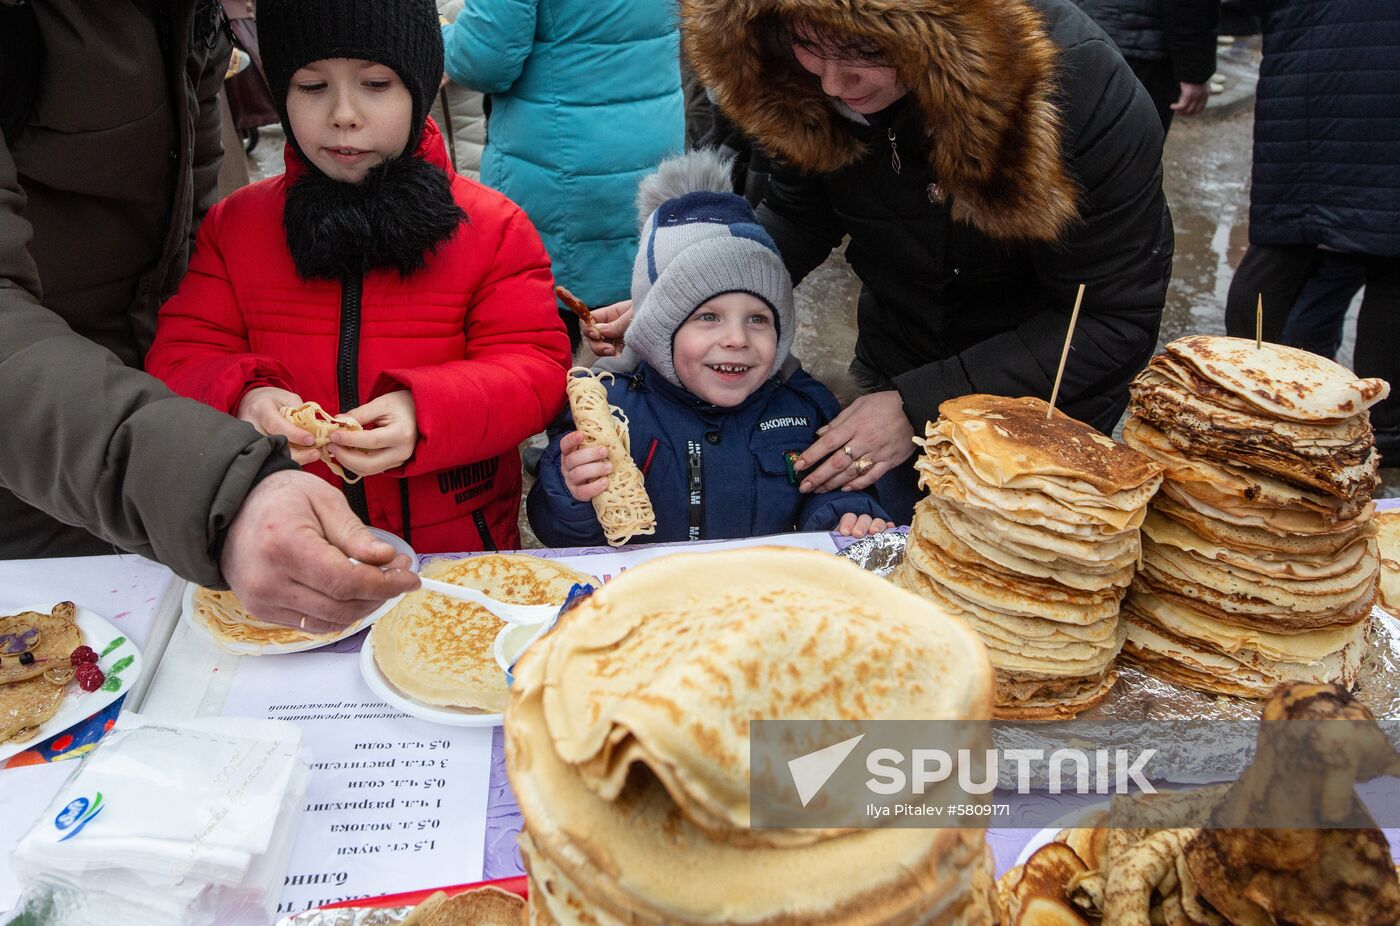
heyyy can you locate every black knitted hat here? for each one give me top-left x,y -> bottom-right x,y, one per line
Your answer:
258,0 -> 444,163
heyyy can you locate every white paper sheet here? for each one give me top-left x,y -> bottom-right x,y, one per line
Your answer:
0,554 -> 174,651
221,654 -> 493,916
0,761 -> 76,917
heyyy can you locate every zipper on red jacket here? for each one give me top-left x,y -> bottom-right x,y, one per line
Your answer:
338,273 -> 370,524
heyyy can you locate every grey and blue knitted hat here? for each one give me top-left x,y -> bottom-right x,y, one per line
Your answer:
610,150 -> 794,388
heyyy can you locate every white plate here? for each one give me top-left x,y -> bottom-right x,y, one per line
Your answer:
1013,800 -> 1111,867
358,633 -> 503,727
0,603 -> 145,764
181,527 -> 419,656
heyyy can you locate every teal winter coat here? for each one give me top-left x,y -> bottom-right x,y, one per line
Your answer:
443,0 -> 685,307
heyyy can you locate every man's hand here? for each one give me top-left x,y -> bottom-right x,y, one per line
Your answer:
559,430 -> 611,502
237,386 -> 320,464
221,470 -> 419,634
583,299 -> 633,358
1171,81 -> 1210,117
329,390 -> 419,478
794,391 -> 917,493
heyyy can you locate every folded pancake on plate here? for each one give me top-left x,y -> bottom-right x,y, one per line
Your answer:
900,396 -> 1162,719
1123,336 -> 1387,697
1,602 -> 80,744
372,554 -> 590,714
508,547 -> 999,926
191,587 -> 328,648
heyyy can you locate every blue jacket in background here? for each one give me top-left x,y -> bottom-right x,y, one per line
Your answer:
527,364 -> 889,547
442,0 -> 685,307
1250,0 -> 1400,256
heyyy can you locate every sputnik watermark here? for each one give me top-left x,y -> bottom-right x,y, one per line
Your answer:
751,720 -> 1166,829
864,747 -> 1157,796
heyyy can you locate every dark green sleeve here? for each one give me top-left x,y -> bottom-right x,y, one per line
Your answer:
0,130 -> 293,585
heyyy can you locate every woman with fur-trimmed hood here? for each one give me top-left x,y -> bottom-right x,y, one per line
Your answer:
592,0 -> 1172,522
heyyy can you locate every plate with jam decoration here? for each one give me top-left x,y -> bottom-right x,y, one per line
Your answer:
0,602 -> 143,764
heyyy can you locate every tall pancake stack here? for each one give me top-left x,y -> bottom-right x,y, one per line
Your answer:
895,395 -> 1163,721
1122,335 -> 1389,697
506,548 -> 1000,926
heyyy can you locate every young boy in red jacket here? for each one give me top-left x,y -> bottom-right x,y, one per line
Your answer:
147,0 -> 571,553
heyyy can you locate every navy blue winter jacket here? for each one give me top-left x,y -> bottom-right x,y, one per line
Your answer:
527,364 -> 889,547
1250,0 -> 1400,256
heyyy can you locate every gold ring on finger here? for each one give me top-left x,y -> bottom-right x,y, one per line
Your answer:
853,457 -> 875,476
842,444 -> 858,460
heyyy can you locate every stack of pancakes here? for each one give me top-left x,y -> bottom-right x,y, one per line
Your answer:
1121,336 -> 1389,697
506,548 -> 999,925
372,554 -> 589,714
895,395 -> 1163,720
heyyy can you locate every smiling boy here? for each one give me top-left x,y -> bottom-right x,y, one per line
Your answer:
527,151 -> 891,546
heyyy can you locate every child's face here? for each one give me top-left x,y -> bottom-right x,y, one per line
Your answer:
286,58 -> 413,182
672,292 -> 778,407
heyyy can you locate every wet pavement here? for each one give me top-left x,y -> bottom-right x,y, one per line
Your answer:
239,37 -> 1396,544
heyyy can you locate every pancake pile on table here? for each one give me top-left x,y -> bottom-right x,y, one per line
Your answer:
1121,336 -> 1389,697
1,602 -> 81,744
371,554 -> 589,714
506,547 -> 1000,926
894,395 -> 1163,720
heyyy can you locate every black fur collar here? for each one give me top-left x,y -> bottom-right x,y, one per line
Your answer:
282,155 -> 466,281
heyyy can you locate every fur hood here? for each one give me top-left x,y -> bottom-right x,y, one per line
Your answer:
682,0 -> 1079,242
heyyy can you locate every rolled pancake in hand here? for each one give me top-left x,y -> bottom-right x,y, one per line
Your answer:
564,367 -> 655,545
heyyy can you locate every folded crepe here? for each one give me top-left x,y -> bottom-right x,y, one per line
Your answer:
535,547 -> 993,847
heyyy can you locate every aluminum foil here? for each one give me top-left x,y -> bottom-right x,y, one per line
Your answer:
275,906 -> 416,926
837,530 -> 1400,783
835,530 -> 909,576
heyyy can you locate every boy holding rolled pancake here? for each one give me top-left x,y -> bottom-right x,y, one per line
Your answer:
528,151 -> 891,546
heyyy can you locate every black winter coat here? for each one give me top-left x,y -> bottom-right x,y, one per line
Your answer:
1072,0 -> 1219,83
755,0 -> 1172,435
1249,0 -> 1400,257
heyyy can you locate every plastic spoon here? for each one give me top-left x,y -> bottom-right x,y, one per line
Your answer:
415,578 -> 560,625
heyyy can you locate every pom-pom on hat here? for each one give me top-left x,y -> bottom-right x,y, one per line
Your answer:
616,150 -> 794,389
258,0 -> 444,164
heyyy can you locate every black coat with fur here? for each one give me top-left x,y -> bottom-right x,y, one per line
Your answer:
686,0 -> 1171,435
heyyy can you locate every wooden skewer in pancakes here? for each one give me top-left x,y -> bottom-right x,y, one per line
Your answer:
895,395 -> 1164,720
565,367 -> 655,546
1121,336 -> 1389,697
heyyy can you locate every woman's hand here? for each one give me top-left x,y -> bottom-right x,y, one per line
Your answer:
237,386 -> 320,465
559,430 -> 611,502
329,390 -> 418,478
836,513 -> 893,537
794,391 -> 916,493
583,299 -> 633,357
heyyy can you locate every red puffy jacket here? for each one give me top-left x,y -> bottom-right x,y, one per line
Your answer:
146,120 -> 570,553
